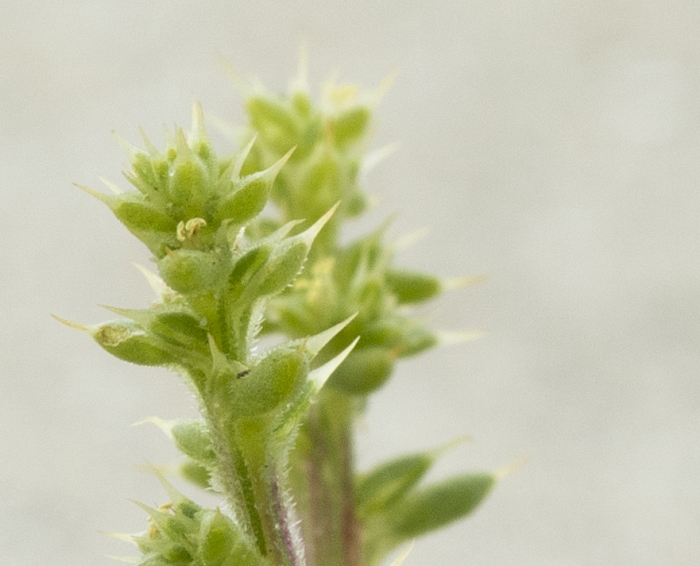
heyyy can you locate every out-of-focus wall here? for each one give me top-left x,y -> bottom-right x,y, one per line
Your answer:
2,2 -> 699,564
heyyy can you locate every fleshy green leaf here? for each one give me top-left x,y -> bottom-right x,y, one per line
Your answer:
356,452 -> 434,517
388,473 -> 496,540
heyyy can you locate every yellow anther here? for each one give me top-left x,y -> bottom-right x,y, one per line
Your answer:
176,217 -> 207,241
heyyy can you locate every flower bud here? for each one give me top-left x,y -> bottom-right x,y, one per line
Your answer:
199,509 -> 233,566
151,155 -> 170,185
158,249 -> 223,294
179,459 -> 212,490
227,246 -> 273,304
130,151 -> 159,190
389,473 -> 496,540
328,346 -> 395,395
170,420 -> 215,463
397,324 -> 438,358
217,176 -> 269,226
246,96 -> 298,154
254,242 -> 308,297
161,545 -> 193,564
344,187 -> 367,217
170,162 -> 205,207
176,498 -> 202,520
92,320 -> 174,366
254,203 -> 338,298
229,347 -> 307,417
199,509 -> 261,566
215,148 -> 293,226
292,90 -> 312,117
77,184 -> 177,255
149,311 -> 209,355
134,501 -> 198,546
359,320 -> 403,349
332,106 -> 370,147
385,268 -> 442,304
299,152 -> 338,203
167,131 -> 210,208
111,194 -> 177,234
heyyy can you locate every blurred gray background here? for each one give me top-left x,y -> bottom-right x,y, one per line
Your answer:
2,1 -> 699,564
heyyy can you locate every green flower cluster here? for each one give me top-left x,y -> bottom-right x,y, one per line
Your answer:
131,474 -> 263,566
242,80 -> 372,251
241,79 -> 444,395
66,68 -> 497,566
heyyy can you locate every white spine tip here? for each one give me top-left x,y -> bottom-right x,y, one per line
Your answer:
304,312 -> 358,356
361,142 -> 400,177
51,314 -> 90,333
496,455 -> 529,480
217,54 -> 251,97
443,274 -> 488,291
141,461 -> 186,503
190,99 -> 208,141
174,128 -> 193,158
437,329 -> 485,346
111,131 -> 141,157
99,177 -> 123,195
98,304 -> 131,316
132,263 -> 171,299
74,183 -> 111,205
269,219 -> 305,243
300,201 -> 340,245
132,416 -> 173,439
269,145 -> 296,177
394,227 -> 430,251
372,69 -> 398,106
162,124 -> 175,148
432,434 -> 474,458
138,127 -> 160,156
233,134 -> 259,179
389,540 -> 415,566
308,336 -> 360,391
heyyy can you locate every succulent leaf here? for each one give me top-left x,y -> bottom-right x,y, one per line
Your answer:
388,473 -> 496,540
355,452 -> 434,517
385,268 -> 443,305
327,346 -> 396,395
228,344 -> 308,417
92,320 -> 175,367
157,249 -> 225,294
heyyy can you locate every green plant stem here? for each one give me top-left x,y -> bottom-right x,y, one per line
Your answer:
203,395 -> 305,566
303,389 -> 361,566
201,400 -> 264,548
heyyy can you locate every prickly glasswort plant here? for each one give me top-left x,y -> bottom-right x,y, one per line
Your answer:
58,64 -> 499,566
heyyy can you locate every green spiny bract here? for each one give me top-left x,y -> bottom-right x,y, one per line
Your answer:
128,476 -> 268,566
265,225 -> 440,395
89,102 -> 292,261
68,66 -> 498,566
